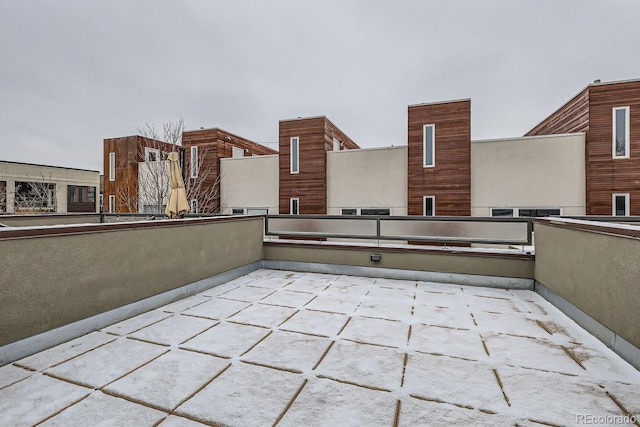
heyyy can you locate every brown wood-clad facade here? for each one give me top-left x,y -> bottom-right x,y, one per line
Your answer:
102,136 -> 174,213
279,116 -> 359,214
182,128 -> 278,213
526,80 -> 640,215
407,100 -> 471,217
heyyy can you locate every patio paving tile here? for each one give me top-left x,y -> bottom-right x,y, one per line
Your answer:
101,309 -> 172,335
260,289 -> 316,308
158,415 -> 209,426
340,316 -> 409,348
0,364 -> 32,390
180,321 -> 269,358
0,373 -> 90,426
279,309 -> 349,338
278,377 -> 396,427
161,295 -> 211,313
227,303 -> 297,328
175,363 -> 303,426
181,298 -> 250,320
219,285 -> 275,302
129,313 -> 217,346
45,338 -> 167,388
39,391 -> 166,426
397,397 -> 514,426
409,323 -> 487,361
104,349 -> 230,411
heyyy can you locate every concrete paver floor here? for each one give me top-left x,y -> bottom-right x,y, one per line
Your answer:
1,269 -> 639,426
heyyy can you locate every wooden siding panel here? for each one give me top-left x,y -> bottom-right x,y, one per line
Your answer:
586,81 -> 640,215
525,88 -> 590,136
279,117 -> 359,214
407,100 -> 471,216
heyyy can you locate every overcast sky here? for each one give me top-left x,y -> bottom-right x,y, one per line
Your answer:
1,1 -> 639,173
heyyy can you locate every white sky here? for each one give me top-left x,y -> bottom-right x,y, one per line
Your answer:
1,0 -> 639,172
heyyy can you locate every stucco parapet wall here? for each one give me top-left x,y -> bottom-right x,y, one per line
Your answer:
220,154 -> 279,161
472,132 -> 585,144
0,215 -> 263,240
533,217 -> 640,240
326,145 -> 407,154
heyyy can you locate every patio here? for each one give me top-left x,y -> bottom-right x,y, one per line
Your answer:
1,268 -> 638,426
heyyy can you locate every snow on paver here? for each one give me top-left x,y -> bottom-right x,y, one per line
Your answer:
306,294 -> 362,315
180,321 -> 269,358
101,309 -> 172,335
356,297 -> 413,322
340,317 -> 409,348
104,349 -> 230,411
227,303 -> 297,328
218,285 -> 275,302
472,311 -> 552,338
260,289 -> 316,308
45,338 -> 167,388
128,313 -> 216,346
15,332 -> 116,371
241,330 -> 331,373
161,295 -> 211,313
181,298 -> 250,320
279,309 -> 349,338
249,276 -> 295,289
0,373 -> 90,426
285,279 -> 331,292
409,324 -> 487,361
324,282 -> 370,299
0,364 -> 32,390
483,333 -> 585,375
175,363 -> 303,426
278,377 -> 396,427
367,286 -> 414,301
411,304 -> 475,329
397,397 -> 514,427
500,366 -> 632,426
315,340 -> 404,391
40,391 -> 166,426
403,352 -> 508,413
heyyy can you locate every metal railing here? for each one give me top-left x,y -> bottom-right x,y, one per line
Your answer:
265,215 -> 533,246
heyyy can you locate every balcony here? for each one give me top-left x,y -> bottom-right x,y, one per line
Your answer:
0,214 -> 638,425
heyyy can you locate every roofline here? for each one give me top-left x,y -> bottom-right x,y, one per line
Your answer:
588,77 -> 640,88
0,159 -> 100,173
472,132 -> 585,144
408,98 -> 471,108
326,145 -> 407,153
279,115 -> 327,123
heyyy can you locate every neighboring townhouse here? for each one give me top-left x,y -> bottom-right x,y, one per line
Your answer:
106,78 -> 639,218
103,129 -> 277,214
0,160 -> 100,214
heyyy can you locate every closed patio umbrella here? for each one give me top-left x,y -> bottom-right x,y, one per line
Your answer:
165,151 -> 189,218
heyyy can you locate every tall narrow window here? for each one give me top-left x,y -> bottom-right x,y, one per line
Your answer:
191,199 -> 197,214
613,193 -> 629,216
108,195 -> 115,213
424,196 -> 435,216
613,107 -> 630,158
190,146 -> 198,178
109,152 -> 115,181
290,137 -> 299,174
423,124 -> 435,167
290,198 -> 299,215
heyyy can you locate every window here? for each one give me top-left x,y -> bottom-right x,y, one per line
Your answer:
423,124 -> 435,167
423,196 -> 435,216
333,138 -> 340,151
109,195 -> 115,213
518,208 -> 561,217
613,193 -> 629,216
290,137 -> 299,174
613,107 -> 630,158
67,186 -> 96,204
145,147 -> 160,162
290,198 -> 299,215
491,208 -> 514,217
232,146 -> 244,158
341,208 -> 358,215
191,199 -> 198,213
109,152 -> 115,181
232,208 -> 245,215
190,146 -> 198,178
247,208 -> 268,215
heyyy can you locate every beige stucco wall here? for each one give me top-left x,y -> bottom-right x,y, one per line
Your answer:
0,217 -> 264,346
327,146 -> 408,215
534,222 -> 640,348
471,133 -> 586,216
0,161 -> 100,214
220,155 -> 279,214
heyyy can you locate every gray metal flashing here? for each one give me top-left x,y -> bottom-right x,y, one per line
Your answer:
0,261 -> 263,367
262,260 -> 534,290
535,281 -> 639,370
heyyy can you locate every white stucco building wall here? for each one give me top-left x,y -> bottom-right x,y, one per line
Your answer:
220,155 -> 279,214
327,146 -> 408,216
0,161 -> 100,214
471,133 -> 586,216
